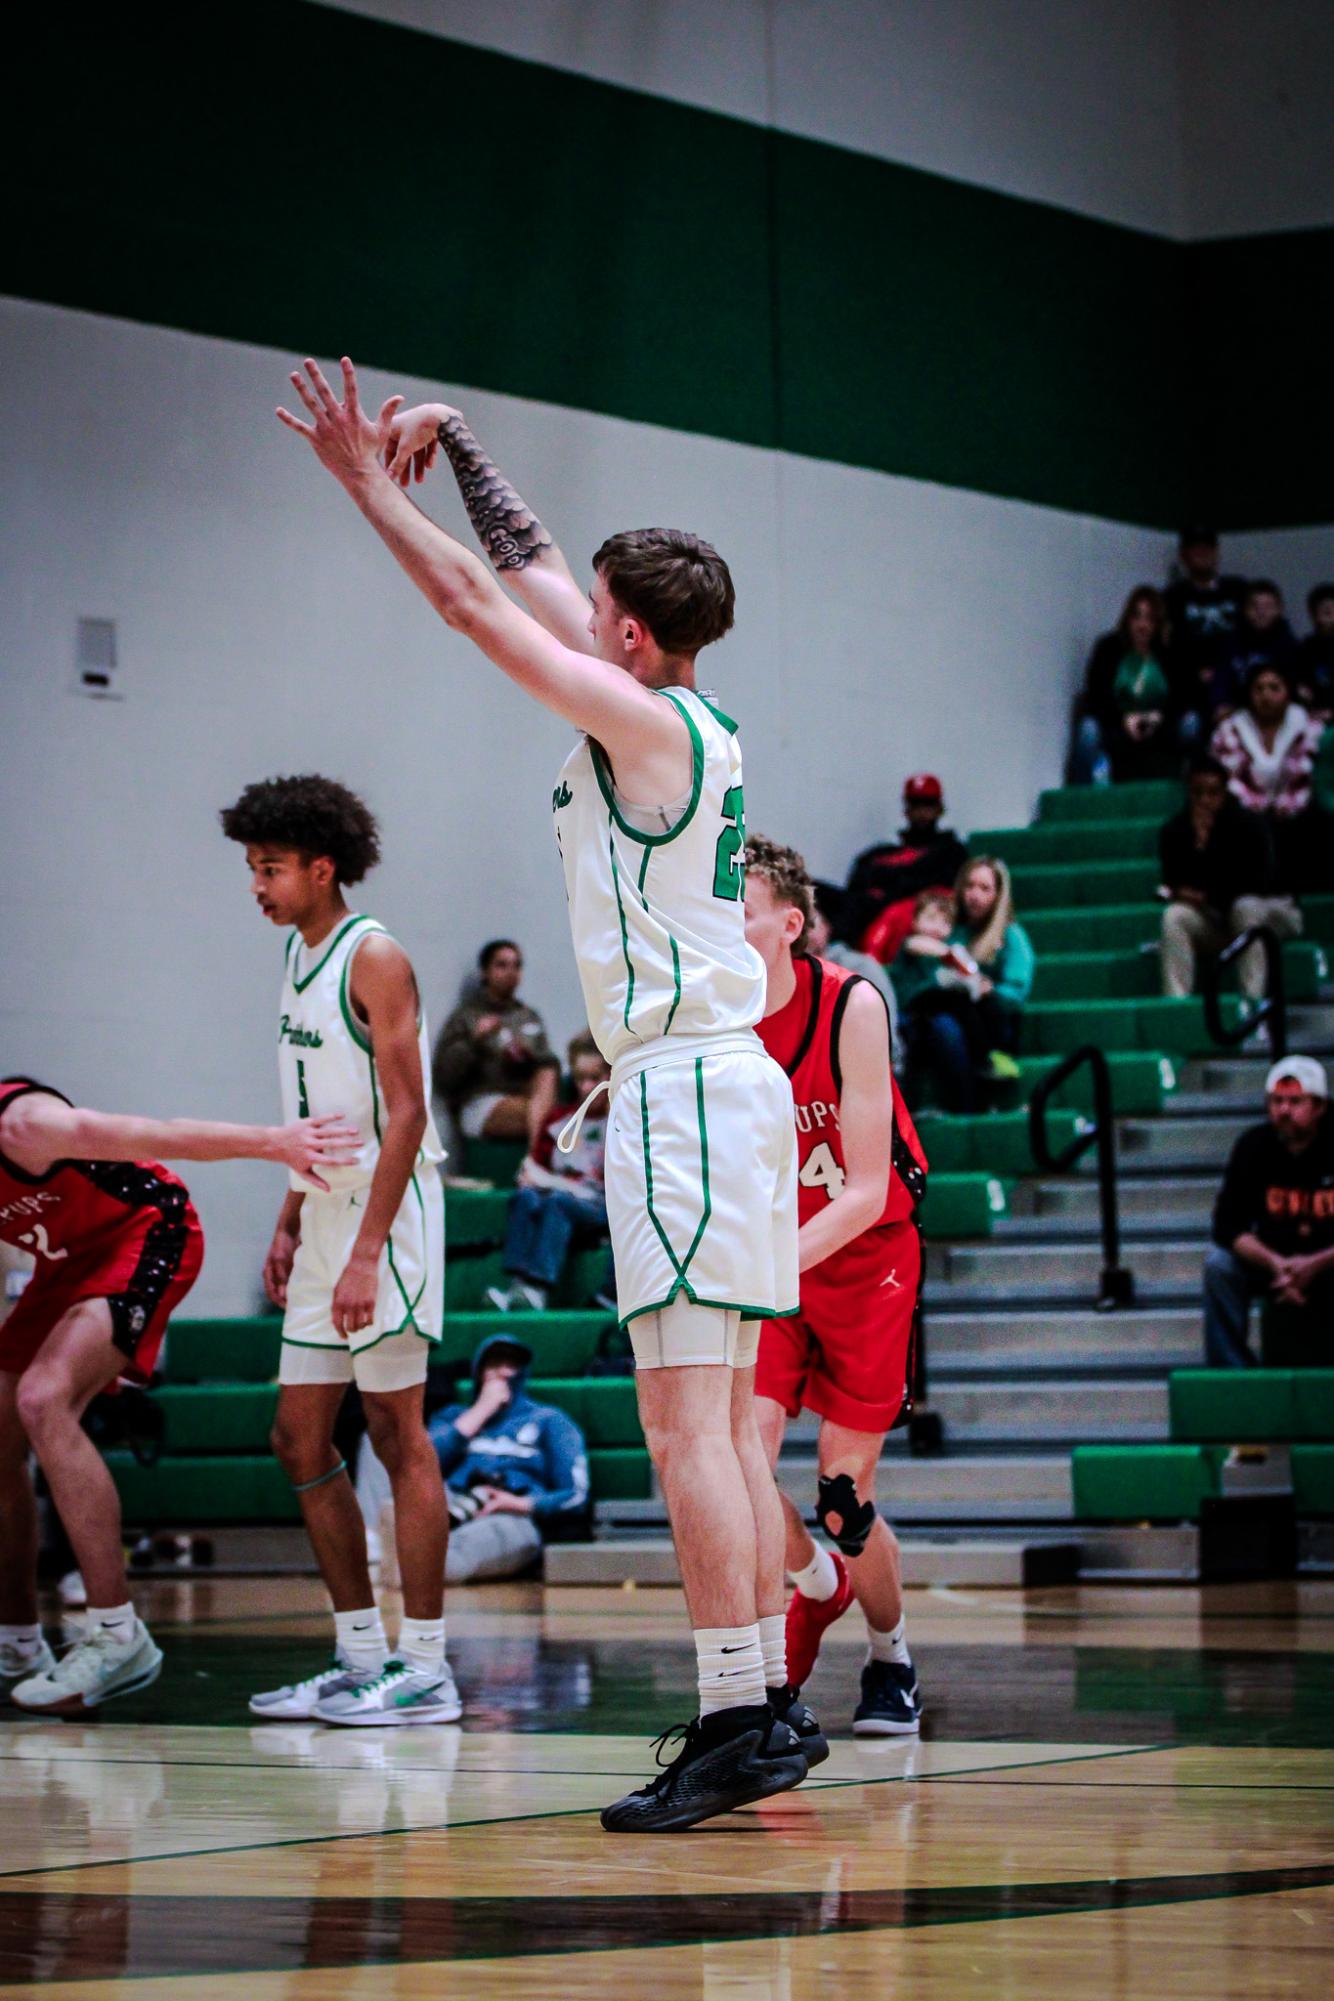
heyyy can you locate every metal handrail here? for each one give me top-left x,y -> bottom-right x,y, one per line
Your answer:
1029,1043 -> 1135,1312
1201,924 -> 1287,1060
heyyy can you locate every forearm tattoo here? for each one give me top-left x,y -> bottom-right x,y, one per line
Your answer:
436,415 -> 552,572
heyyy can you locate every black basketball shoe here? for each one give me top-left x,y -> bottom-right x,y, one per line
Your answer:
768,1684 -> 830,1768
852,1657 -> 922,1735
600,1704 -> 809,1833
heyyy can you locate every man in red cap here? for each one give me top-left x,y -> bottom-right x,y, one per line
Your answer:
842,776 -> 969,965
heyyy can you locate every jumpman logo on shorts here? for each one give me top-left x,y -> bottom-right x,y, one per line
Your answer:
879,1269 -> 902,1290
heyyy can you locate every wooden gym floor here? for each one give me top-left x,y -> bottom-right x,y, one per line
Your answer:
1,1575 -> 1332,1997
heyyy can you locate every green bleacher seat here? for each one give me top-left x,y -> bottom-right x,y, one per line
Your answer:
587,1447 -> 653,1500
971,819 -> 1161,867
445,1243 -> 607,1311
1292,1446 -> 1334,1516
920,1172 -> 1009,1237
1037,781 -> 1181,824
1005,858 -> 1159,910
106,1451 -> 301,1525
1297,1373 -> 1334,1440
154,1384 -> 277,1454
439,1311 -> 610,1375
1019,996 -> 1241,1060
1015,1050 -> 1177,1115
458,1137 -> 527,1186
531,1377 -> 642,1446
1024,904 -> 1162,956
914,1108 -> 1085,1177
1169,1369 -> 1298,1444
1072,1443 -> 1223,1522
161,1319 -> 281,1383
446,1187 -> 511,1247
1030,940 -> 1325,1006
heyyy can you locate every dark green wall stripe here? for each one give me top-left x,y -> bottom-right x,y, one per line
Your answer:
4,4 -> 1327,530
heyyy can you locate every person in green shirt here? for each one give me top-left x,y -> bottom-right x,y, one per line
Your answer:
893,864 -> 1035,1113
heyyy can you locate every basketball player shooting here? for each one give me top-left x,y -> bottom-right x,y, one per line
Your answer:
278,356 -> 813,1830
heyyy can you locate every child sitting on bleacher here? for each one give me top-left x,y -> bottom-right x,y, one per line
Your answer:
892,885 -> 1025,1112
486,1035 -> 611,1313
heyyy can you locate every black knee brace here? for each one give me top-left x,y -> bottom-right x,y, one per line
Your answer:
816,1472 -> 877,1557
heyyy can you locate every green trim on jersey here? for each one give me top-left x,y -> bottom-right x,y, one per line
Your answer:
290,913 -> 368,995
609,820 -> 638,1032
591,692 -> 705,848
631,844 -> 685,1038
698,696 -> 739,735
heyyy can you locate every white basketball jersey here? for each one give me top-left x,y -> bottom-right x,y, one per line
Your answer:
278,913 -> 445,1193
551,688 -> 765,1064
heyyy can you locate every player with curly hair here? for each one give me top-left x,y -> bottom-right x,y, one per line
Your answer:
220,774 -> 459,1728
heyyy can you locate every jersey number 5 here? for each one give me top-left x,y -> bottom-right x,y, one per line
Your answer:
713,786 -> 746,901
799,1141 -> 846,1202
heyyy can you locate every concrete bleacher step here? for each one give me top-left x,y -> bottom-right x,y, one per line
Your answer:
928,1305 -> 1199,1373
774,1451 -> 1074,1523
929,1237 -> 1205,1296
1020,1176 -> 1214,1223
992,1214 -> 1206,1244
545,1535 -> 1081,1589
1115,1112 -> 1250,1169
910,1377 -> 1169,1445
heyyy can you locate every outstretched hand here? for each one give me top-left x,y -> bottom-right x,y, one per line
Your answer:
276,357 -> 402,488
383,402 -> 460,487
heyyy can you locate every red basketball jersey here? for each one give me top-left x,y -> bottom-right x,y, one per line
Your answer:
0,1078 -> 192,1265
757,956 -> 927,1235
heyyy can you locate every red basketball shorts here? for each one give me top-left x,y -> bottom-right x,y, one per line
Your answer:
756,1216 -> 920,1433
0,1209 -> 204,1385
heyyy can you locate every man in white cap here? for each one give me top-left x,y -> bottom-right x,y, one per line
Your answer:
1204,1055 -> 1334,1365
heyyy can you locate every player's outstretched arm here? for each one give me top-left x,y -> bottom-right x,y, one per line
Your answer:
796,982 -> 894,1274
0,1094 -> 360,1193
384,401 -> 594,656
277,359 -> 683,776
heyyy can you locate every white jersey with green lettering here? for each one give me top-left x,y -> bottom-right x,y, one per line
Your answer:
550,687 -> 764,1066
278,913 -> 445,1195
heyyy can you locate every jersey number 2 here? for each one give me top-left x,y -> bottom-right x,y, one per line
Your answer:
713,786 -> 745,901
799,1142 -> 846,1202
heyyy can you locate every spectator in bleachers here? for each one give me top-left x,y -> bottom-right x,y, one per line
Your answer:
486,1035 -> 610,1312
1074,585 -> 1189,784
1164,524 -> 1247,723
842,774 -> 969,965
357,1334 -> 590,1581
1210,665 -> 1325,894
1295,584 -> 1334,722
1203,1057 -> 1334,1367
1210,581 -> 1299,719
894,862 -> 1032,1112
808,880 -> 899,1045
1158,758 -> 1301,1001
433,939 -> 560,1147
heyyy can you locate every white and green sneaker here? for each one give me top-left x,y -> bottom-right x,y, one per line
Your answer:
315,1658 -> 462,1727
11,1621 -> 162,1715
249,1653 -> 382,1721
1,1635 -> 56,1702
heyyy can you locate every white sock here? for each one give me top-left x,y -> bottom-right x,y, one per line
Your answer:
790,1545 -> 839,1602
867,1615 -> 911,1667
758,1614 -> 787,1691
397,1615 -> 446,1673
334,1606 -> 390,1670
0,1623 -> 43,1657
86,1603 -> 137,1646
695,1624 -> 766,1716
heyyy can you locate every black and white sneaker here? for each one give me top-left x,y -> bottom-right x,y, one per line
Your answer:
852,1658 -> 922,1736
768,1684 -> 829,1768
601,1704 -> 808,1833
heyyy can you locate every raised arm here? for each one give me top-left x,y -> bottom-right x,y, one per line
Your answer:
385,401 -> 594,656
0,1091 -> 359,1192
277,360 -> 685,790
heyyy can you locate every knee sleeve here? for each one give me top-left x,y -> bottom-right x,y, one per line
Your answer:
817,1471 -> 878,1557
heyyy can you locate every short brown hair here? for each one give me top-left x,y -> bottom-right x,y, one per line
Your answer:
914,887 -> 955,920
745,834 -> 814,954
592,528 -> 735,656
567,1030 -> 609,1074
